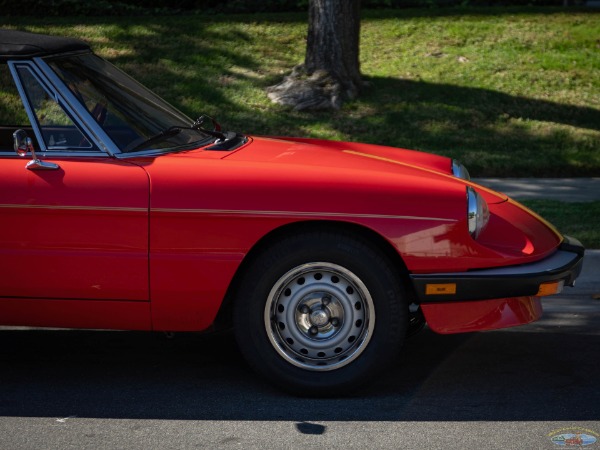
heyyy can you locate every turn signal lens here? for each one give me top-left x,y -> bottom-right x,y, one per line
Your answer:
425,283 -> 457,295
537,280 -> 564,297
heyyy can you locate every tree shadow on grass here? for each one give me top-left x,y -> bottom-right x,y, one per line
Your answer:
345,77 -> 600,177
222,75 -> 600,177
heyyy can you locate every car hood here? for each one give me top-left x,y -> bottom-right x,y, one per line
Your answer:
222,136 -> 508,204
225,136 -> 452,174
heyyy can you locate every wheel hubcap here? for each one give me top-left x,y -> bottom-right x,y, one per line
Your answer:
264,262 -> 375,371
309,308 -> 329,327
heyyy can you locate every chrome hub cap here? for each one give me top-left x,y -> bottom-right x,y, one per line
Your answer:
264,262 -> 375,371
310,308 -> 330,327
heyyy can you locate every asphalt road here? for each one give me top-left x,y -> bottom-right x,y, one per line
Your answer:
1,252 -> 599,449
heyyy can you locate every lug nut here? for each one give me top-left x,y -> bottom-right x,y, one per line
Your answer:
331,318 -> 340,327
309,326 -> 319,335
322,296 -> 331,306
299,305 -> 310,314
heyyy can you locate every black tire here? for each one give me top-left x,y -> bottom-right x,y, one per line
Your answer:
233,229 -> 407,396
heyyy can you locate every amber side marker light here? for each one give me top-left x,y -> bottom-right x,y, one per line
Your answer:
537,280 -> 565,297
425,283 -> 457,295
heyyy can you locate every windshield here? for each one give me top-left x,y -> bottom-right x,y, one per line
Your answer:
47,53 -> 212,153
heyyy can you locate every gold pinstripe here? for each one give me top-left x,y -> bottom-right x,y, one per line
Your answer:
342,150 -> 510,198
0,204 -> 456,222
152,208 -> 455,222
0,204 -> 146,213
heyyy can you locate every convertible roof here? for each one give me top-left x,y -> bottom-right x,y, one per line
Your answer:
0,29 -> 90,61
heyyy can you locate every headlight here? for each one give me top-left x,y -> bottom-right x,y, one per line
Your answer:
467,187 -> 490,239
452,160 -> 470,180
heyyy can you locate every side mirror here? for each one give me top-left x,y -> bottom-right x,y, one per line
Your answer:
13,129 -> 33,157
12,129 -> 59,171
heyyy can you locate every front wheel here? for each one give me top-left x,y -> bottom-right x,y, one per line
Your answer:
233,231 -> 407,395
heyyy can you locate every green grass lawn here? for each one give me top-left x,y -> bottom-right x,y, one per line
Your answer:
1,7 -> 599,177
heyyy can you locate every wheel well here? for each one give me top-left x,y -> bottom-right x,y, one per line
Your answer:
212,220 -> 412,329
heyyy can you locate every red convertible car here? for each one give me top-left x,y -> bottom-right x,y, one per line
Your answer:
0,30 -> 584,394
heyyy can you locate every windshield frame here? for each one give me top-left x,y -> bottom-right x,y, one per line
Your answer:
35,51 -> 214,157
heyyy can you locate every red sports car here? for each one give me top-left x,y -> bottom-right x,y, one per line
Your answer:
0,30 -> 584,394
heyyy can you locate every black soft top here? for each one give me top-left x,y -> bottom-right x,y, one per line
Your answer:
0,29 -> 90,61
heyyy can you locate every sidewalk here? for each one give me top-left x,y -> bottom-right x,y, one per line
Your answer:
472,178 -> 600,202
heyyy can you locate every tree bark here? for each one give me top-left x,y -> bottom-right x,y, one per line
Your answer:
305,0 -> 362,99
266,0 -> 362,111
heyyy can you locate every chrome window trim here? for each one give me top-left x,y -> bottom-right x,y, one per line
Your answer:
8,59 -> 111,158
33,56 -> 121,156
0,150 -> 109,158
7,61 -> 52,155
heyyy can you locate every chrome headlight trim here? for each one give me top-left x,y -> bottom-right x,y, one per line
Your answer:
467,186 -> 490,239
452,160 -> 470,181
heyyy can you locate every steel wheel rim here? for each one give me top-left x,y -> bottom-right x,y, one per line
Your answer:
264,262 -> 375,371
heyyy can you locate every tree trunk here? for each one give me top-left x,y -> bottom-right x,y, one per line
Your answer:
305,0 -> 362,99
266,0 -> 362,111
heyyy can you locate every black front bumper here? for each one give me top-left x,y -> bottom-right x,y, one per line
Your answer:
410,236 -> 585,303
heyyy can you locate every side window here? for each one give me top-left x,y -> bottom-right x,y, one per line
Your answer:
0,64 -> 30,152
0,64 -> 30,125
15,66 -> 94,151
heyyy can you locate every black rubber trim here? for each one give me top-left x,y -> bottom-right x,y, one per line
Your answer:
0,30 -> 89,61
410,236 -> 585,303
205,133 -> 248,151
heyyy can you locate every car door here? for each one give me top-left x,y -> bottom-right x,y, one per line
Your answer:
0,61 -> 149,304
